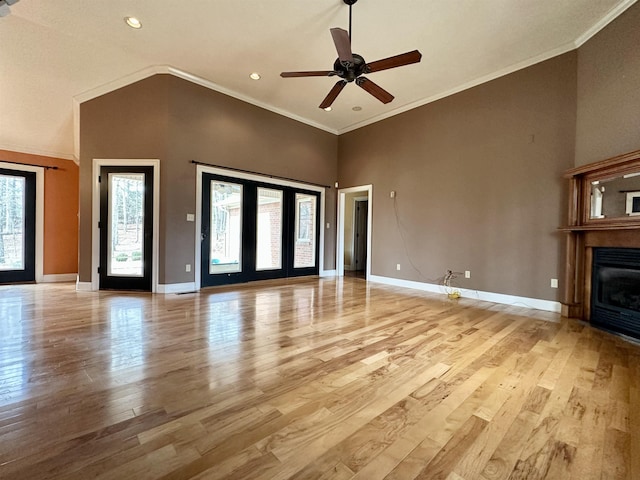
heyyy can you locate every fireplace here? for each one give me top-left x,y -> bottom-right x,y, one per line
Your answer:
591,248 -> 640,338
561,149 -> 640,338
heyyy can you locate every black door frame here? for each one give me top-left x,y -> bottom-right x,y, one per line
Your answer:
197,167 -> 324,289
92,160 -> 159,292
0,167 -> 37,284
98,166 -> 154,291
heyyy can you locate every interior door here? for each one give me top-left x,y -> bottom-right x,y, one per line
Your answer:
353,199 -> 368,273
0,168 -> 36,284
99,166 -> 153,291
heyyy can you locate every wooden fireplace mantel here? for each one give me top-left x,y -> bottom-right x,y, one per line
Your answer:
561,149 -> 640,319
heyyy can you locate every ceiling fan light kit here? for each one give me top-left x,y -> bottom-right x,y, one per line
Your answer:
280,0 -> 422,109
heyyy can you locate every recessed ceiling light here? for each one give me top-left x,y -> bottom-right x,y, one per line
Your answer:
352,106 -> 362,111
249,73 -> 261,80
125,17 -> 142,29
324,107 -> 332,112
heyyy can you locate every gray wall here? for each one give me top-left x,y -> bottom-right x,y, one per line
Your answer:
338,53 -> 577,301
78,1 -> 640,300
80,74 -> 338,284
575,2 -> 640,166
79,75 -> 169,282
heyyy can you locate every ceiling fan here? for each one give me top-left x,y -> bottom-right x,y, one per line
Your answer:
280,0 -> 422,109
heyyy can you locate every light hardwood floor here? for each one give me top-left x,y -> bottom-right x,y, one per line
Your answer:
0,277 -> 638,479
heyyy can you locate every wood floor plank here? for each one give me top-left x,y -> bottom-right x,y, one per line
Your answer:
0,279 -> 638,479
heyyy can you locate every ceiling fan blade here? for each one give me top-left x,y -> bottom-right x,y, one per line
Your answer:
356,77 -> 394,104
330,28 -> 353,64
366,50 -> 422,73
280,70 -> 334,78
319,80 -> 347,109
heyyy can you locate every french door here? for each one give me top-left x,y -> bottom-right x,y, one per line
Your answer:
200,173 -> 320,287
99,166 -> 154,291
0,168 -> 36,284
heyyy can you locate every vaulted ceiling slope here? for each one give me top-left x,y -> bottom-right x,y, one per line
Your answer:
0,0 -> 636,161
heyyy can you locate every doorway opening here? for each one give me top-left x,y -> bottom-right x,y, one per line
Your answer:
337,186 -> 372,279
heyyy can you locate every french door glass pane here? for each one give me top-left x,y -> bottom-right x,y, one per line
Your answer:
210,182 -> 242,274
294,193 -> 316,268
0,175 -> 25,271
108,173 -> 145,277
256,188 -> 282,270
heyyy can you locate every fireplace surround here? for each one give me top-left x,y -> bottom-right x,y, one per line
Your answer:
561,149 -> 640,340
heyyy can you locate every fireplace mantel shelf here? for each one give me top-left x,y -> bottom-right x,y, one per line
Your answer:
559,222 -> 640,232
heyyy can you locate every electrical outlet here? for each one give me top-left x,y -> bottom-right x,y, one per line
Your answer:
186,213 -> 195,222
465,270 -> 471,278
390,191 -> 396,198
396,263 -> 401,271
550,278 -> 558,288
186,264 -> 191,272
326,223 -> 330,229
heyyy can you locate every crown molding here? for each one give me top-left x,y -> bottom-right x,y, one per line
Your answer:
337,0 -> 638,134
337,40 -> 577,135
0,143 -> 77,162
164,67 -> 338,136
574,0 -> 637,48
72,65 -> 338,159
67,0 -> 637,155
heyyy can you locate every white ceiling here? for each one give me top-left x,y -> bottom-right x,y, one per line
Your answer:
0,0 -> 636,161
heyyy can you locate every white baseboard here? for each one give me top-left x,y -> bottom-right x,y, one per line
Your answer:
75,281 -> 93,292
42,273 -> 77,283
320,269 -> 336,277
157,282 -> 197,294
368,275 -> 561,313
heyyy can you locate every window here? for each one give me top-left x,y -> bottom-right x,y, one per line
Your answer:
294,193 -> 316,268
297,198 -> 312,242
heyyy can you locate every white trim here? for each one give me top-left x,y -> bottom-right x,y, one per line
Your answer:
54,0 -> 640,161
91,159 -> 160,292
73,65 -> 338,160
157,282 -> 197,294
337,185 -> 372,280
75,281 -> 93,291
574,0 -> 638,48
35,169 -> 44,283
42,273 -> 77,283
166,67 -> 337,136
0,143 -> 77,163
195,165 -> 327,291
320,269 -> 336,277
369,275 -> 562,313
339,42 -> 578,135
625,191 -> 640,216
194,167 -> 203,291
338,0 -> 638,136
0,162 -> 44,283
